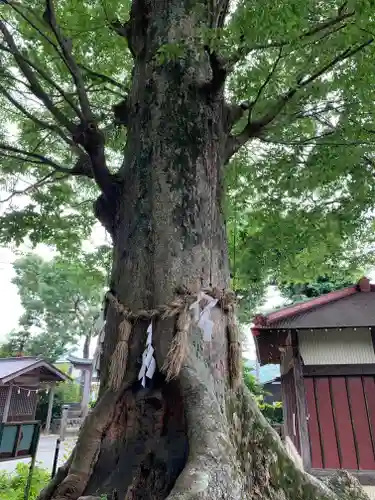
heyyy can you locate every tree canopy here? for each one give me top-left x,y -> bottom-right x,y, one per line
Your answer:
0,0 -> 374,306
3,2 -> 375,499
1,248 -> 109,361
280,273 -> 359,304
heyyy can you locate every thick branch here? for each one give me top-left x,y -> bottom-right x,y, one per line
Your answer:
39,1 -> 115,195
71,122 -> 115,196
0,21 -> 75,132
225,38 -> 374,160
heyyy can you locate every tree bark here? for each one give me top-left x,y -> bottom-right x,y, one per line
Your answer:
37,1 -> 369,499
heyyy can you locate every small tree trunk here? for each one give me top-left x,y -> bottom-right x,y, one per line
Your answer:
38,1 -> 369,499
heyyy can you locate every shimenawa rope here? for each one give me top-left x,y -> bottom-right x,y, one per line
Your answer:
106,288 -> 242,391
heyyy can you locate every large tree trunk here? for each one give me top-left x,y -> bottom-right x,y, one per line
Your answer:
38,1 -> 369,499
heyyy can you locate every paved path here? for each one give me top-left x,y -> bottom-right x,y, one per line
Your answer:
0,435 -> 76,474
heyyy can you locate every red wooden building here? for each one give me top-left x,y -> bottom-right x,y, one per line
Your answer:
252,277 -> 375,485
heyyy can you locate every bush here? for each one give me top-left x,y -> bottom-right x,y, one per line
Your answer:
259,401 -> 283,424
0,463 -> 49,500
89,399 -> 97,409
35,381 -> 81,427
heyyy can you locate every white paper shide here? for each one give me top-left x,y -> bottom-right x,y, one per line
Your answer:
138,322 -> 156,387
190,292 -> 218,342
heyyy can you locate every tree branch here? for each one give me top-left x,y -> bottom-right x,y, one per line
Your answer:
0,83 -> 75,147
78,63 -> 129,92
203,46 -> 228,93
0,171 -> 66,203
228,8 -> 355,67
41,1 -> 116,197
4,0 -> 75,69
43,0 -> 94,122
0,43 -> 81,117
0,144 -> 73,173
215,0 -> 230,28
245,47 -> 283,123
0,144 -> 97,183
225,38 -> 374,160
0,21 -> 76,131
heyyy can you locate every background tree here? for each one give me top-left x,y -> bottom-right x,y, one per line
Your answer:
280,273 -> 360,304
243,365 -> 264,397
1,249 -> 109,361
0,1 -> 374,499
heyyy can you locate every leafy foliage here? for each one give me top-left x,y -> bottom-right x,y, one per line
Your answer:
280,273 -> 358,303
2,249 -> 109,361
0,463 -> 50,500
243,365 -> 283,424
258,401 -> 283,425
243,364 -> 264,397
0,1 -> 374,308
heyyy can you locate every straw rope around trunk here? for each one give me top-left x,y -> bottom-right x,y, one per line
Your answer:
105,288 -> 241,391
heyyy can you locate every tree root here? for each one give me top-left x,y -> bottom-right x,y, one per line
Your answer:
166,361 -> 370,500
38,389 -> 120,500
40,360 -> 370,500
166,360 -> 246,500
38,452 -> 75,500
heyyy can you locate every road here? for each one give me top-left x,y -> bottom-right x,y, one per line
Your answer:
0,435 -> 76,474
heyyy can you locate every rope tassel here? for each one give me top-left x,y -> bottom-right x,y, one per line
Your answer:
105,289 -> 242,390
162,306 -> 191,381
108,317 -> 132,391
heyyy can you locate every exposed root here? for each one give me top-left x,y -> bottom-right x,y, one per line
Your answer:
39,389 -> 120,500
166,364 -> 369,500
227,386 -> 368,500
166,359 -> 245,500
327,471 -> 370,500
38,452 -> 75,500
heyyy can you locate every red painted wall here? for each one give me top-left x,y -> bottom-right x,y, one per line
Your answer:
305,375 -> 375,470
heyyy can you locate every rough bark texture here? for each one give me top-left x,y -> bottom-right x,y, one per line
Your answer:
38,1 -> 370,499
